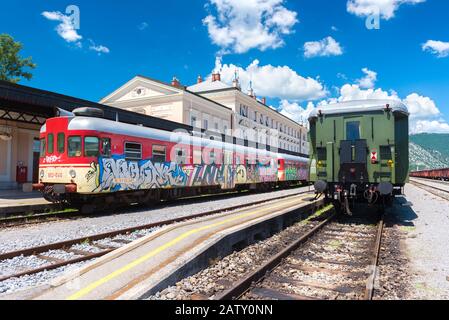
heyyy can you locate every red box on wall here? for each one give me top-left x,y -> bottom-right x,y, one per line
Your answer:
16,166 -> 28,183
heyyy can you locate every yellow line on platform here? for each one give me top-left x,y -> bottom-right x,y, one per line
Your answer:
67,195 -> 308,300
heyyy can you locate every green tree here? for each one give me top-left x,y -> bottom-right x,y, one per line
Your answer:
0,34 -> 36,83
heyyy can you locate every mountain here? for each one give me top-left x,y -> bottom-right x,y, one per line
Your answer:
409,134 -> 449,171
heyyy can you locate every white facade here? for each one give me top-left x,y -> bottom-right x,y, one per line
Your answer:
101,74 -> 309,155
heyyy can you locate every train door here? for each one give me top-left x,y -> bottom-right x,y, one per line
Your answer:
221,150 -> 235,189
339,118 -> 368,183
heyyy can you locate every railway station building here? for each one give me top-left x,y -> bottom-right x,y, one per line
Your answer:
100,73 -> 309,156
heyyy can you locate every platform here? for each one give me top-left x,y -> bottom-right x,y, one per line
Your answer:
29,194 -> 322,300
0,189 -> 55,216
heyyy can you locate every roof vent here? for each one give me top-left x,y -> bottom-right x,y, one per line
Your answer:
72,107 -> 104,118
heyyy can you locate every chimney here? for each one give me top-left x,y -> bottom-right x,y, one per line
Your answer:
197,75 -> 203,84
171,76 -> 181,87
212,72 -> 221,82
261,97 -> 266,105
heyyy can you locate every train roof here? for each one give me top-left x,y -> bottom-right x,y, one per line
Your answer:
309,99 -> 409,120
43,116 -> 309,163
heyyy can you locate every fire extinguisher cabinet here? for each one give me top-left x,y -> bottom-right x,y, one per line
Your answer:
16,165 -> 28,184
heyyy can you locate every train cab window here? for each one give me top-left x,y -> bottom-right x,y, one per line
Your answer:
47,134 -> 54,154
125,142 -> 142,161
101,138 -> 111,157
152,145 -> 166,163
57,133 -> 65,154
346,121 -> 361,141
68,137 -> 82,157
85,137 -> 100,157
40,138 -> 46,157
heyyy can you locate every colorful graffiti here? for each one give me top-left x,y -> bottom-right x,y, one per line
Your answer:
85,155 -> 305,193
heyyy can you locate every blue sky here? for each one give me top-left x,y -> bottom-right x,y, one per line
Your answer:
1,0 -> 448,133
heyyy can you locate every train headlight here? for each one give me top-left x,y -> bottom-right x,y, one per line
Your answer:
40,170 -> 45,178
69,170 -> 77,179
387,160 -> 394,168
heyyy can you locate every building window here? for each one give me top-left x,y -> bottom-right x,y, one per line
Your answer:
68,136 -> 82,157
190,116 -> 197,127
125,142 -> 142,161
214,122 -> 219,130
152,145 -> 166,163
85,137 -> 99,157
203,119 -> 208,130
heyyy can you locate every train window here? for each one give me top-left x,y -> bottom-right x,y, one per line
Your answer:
193,149 -> 202,165
152,145 -> 166,163
47,134 -> 54,154
101,138 -> 111,157
175,148 -> 186,165
85,137 -> 100,157
380,146 -> 392,160
57,133 -> 65,154
346,121 -> 361,141
68,137 -> 82,157
125,142 -> 142,161
40,138 -> 46,157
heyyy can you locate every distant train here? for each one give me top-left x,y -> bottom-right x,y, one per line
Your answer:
308,100 -> 409,214
30,108 -> 309,211
410,168 -> 449,180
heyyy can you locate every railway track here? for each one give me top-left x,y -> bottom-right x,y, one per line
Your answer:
0,190 -> 314,284
214,212 -> 384,301
0,185 -> 310,228
409,179 -> 449,201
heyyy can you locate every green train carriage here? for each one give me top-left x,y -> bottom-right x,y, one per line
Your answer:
308,100 -> 409,213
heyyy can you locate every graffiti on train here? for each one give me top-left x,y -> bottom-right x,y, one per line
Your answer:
87,156 -> 280,192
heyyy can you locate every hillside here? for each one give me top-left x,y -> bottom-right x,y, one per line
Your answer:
409,134 -> 449,170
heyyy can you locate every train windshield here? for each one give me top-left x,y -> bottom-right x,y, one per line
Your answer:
40,138 -> 46,157
68,136 -> 82,157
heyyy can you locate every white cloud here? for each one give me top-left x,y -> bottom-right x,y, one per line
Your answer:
278,68 -> 446,134
356,67 -> 377,89
403,93 -> 440,119
214,57 -> 327,101
278,100 -> 315,126
203,0 -> 298,54
89,41 -> 110,55
42,11 -> 82,44
138,22 -> 149,31
303,36 -> 343,58
42,10 -> 110,55
412,120 -> 449,134
422,40 -> 449,58
347,0 -> 425,20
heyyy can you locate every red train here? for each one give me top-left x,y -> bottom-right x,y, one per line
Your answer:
410,168 -> 449,180
30,108 -> 310,210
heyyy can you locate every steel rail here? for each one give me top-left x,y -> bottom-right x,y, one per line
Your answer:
215,210 -> 336,300
0,184 -> 311,228
364,215 -> 384,300
0,191 -> 313,283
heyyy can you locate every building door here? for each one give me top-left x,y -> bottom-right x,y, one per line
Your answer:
32,138 -> 40,183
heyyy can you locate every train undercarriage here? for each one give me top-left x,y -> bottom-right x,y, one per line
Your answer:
37,181 -> 308,214
314,180 -> 404,215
